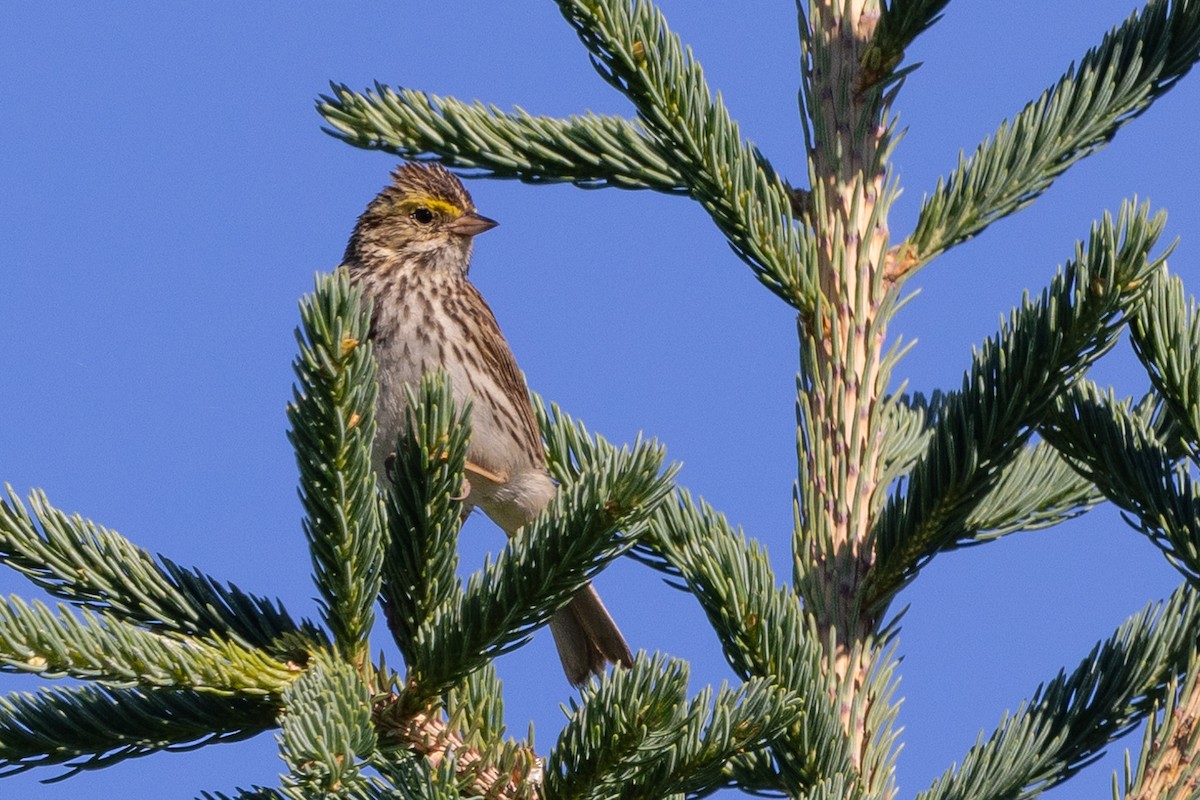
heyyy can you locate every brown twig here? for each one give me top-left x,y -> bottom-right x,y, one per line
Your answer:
373,694 -> 543,800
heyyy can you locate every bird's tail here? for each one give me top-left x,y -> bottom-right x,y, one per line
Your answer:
549,583 -> 633,686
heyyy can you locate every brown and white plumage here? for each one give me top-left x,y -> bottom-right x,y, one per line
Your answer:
341,162 -> 631,685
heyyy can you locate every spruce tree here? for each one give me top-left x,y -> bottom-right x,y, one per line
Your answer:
2,2 -> 1200,798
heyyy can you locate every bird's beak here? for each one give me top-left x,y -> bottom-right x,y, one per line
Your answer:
447,212 -> 499,237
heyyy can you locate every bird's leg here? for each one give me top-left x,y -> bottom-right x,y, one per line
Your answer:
451,462 -> 507,503
454,461 -> 509,518
464,461 -> 509,485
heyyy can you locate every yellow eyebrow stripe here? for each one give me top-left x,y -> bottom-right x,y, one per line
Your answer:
397,196 -> 462,217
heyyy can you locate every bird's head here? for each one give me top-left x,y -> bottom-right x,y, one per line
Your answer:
346,162 -> 498,276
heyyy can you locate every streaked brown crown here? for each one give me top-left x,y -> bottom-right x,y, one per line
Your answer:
372,162 -> 475,217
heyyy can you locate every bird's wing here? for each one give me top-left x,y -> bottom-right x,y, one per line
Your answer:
460,282 -> 547,471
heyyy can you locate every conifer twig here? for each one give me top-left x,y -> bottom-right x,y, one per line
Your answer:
895,0 -> 1200,277
0,488 -> 312,655
917,585 -> 1200,800
318,84 -> 687,193
289,272 -> 385,670
871,201 -> 1166,612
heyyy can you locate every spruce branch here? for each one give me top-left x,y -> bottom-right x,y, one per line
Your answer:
880,393 -> 1103,542
534,395 -> 631,483
0,597 -> 294,694
320,3 -> 820,311
0,685 -> 274,780
379,373 -> 469,671
375,754 -> 512,800
0,488 -> 313,656
870,201 -> 1167,613
867,1 -> 952,89
289,271 -> 385,668
444,664 -> 506,749
368,756 -> 471,800
916,584 -> 1200,800
546,654 -> 688,799
374,390 -> 672,794
318,84 -> 688,192
407,430 -> 673,704
793,16 -> 904,777
367,754 -> 477,800
642,490 -> 851,795
1130,268 -> 1200,450
371,704 -> 541,800
897,0 -> 1200,277
373,377 -> 543,797
1042,380 -> 1200,581
279,652 -> 376,795
673,679 -> 805,798
553,0 -> 819,312
877,391 -> 944,491
201,781 -> 399,800
546,654 -> 802,799
959,439 -> 1103,541
845,638 -> 904,799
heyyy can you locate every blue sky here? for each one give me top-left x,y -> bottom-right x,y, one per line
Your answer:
1,3 -> 1198,798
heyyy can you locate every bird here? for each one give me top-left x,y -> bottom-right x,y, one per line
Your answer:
340,161 -> 632,686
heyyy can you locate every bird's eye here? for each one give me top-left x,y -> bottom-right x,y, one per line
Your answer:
411,207 -> 435,225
